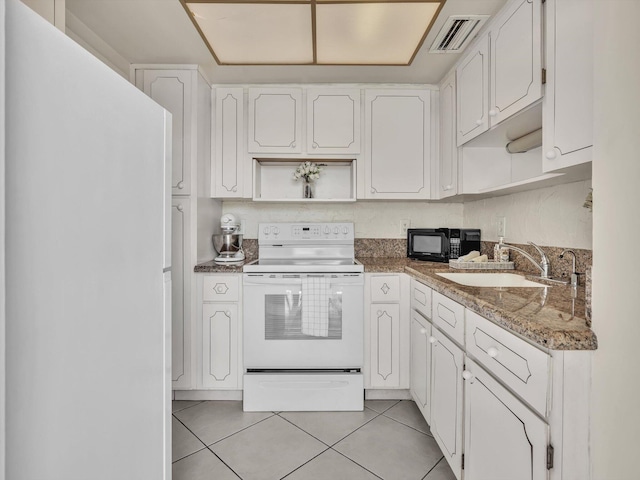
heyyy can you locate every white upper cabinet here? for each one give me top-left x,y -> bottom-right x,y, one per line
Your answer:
213,87 -> 245,198
456,35 -> 490,146
364,89 -> 432,199
456,0 -> 542,146
489,0 -> 542,125
307,88 -> 361,154
543,0 -> 593,172
438,71 -> 458,198
141,69 -> 194,195
248,88 -> 303,154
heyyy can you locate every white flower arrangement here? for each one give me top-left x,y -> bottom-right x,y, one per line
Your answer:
293,161 -> 323,182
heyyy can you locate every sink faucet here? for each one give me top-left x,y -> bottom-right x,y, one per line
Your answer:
498,239 -> 551,278
560,249 -> 579,287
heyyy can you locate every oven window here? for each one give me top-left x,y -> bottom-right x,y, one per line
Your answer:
414,235 -> 443,254
264,292 -> 343,340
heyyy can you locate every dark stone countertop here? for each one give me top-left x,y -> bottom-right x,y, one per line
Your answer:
194,256 -> 597,351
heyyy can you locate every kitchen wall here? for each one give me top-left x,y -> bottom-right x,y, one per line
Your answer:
463,180 -> 593,249
222,200 -> 464,239
223,180 -> 592,251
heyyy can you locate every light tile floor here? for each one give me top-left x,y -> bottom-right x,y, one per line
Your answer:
172,399 -> 456,480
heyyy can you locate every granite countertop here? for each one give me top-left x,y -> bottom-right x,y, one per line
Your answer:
358,257 -> 597,351
194,256 -> 597,351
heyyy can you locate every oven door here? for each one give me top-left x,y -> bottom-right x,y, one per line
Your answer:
243,273 -> 364,369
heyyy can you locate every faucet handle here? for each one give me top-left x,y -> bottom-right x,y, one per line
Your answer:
528,242 -> 548,261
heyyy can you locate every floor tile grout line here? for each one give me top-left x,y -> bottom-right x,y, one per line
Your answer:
205,445 -> 244,480
172,414 -> 211,463
421,456 -> 447,480
380,412 -> 435,438
364,399 -> 402,415
328,447 -> 385,480
276,407 -> 382,449
171,400 -> 205,414
278,445 -> 333,480
202,412 -> 278,448
170,444 -> 209,465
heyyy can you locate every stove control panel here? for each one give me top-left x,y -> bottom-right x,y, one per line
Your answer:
259,222 -> 354,242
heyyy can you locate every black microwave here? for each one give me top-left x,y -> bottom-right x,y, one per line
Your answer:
407,228 -> 481,262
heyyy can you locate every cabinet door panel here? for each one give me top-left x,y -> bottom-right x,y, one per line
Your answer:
370,304 -> 401,388
490,0 -> 542,125
431,328 -> 464,480
438,71 -> 458,198
248,88 -> 302,153
364,90 -> 431,199
370,275 -> 401,303
202,304 -> 238,389
171,198 -> 191,389
456,36 -> 489,145
464,358 -> 548,480
143,70 -> 193,195
307,89 -> 360,154
214,88 -> 244,197
543,0 -> 593,171
410,312 -> 431,423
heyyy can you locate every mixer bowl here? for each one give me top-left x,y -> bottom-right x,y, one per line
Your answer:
212,233 -> 243,256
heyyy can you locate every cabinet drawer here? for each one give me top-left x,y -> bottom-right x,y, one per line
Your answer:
370,275 -> 401,303
432,291 -> 465,346
411,278 -> 432,319
203,275 -> 239,302
465,309 -> 550,416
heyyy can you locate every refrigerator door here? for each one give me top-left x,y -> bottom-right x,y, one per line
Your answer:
6,1 -> 170,478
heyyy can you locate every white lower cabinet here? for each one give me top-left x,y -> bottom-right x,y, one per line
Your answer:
369,304 -> 401,388
365,273 -> 410,390
171,198 -> 192,389
410,310 -> 432,422
201,304 -> 239,389
197,274 -> 242,390
463,357 -> 549,480
430,327 -> 464,480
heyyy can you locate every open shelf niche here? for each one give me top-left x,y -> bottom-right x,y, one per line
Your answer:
252,158 -> 357,202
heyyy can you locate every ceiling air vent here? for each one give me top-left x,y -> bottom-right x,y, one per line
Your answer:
429,15 -> 489,53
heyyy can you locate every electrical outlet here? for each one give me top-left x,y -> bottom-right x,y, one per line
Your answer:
400,219 -> 411,235
496,216 -> 507,238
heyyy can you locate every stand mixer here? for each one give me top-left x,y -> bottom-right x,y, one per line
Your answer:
212,213 -> 245,265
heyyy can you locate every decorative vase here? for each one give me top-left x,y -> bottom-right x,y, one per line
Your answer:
303,179 -> 314,199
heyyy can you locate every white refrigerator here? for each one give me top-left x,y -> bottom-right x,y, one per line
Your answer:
5,0 -> 172,478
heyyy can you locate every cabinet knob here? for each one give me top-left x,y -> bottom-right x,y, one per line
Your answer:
487,347 -> 499,358
462,370 -> 474,381
312,144 -> 318,149
291,143 -> 296,148
176,204 -> 183,212
489,109 -> 497,117
428,336 -> 437,344
226,311 -> 231,316
545,150 -> 557,160
177,181 -> 184,189
232,186 -> 237,192
475,119 -> 483,126
371,188 -> 375,193
420,328 -> 427,335
444,184 -> 452,191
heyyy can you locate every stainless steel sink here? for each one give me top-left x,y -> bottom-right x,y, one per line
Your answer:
436,272 -> 547,287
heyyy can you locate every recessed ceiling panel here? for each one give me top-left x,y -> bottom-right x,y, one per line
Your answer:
316,2 -> 441,65
186,3 -> 314,64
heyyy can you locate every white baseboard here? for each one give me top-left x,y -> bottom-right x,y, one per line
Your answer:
174,390 -> 243,401
365,389 -> 412,400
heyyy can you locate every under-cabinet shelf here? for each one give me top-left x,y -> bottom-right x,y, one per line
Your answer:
252,158 -> 356,202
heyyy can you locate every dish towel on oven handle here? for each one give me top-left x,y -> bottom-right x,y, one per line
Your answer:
301,275 -> 329,337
